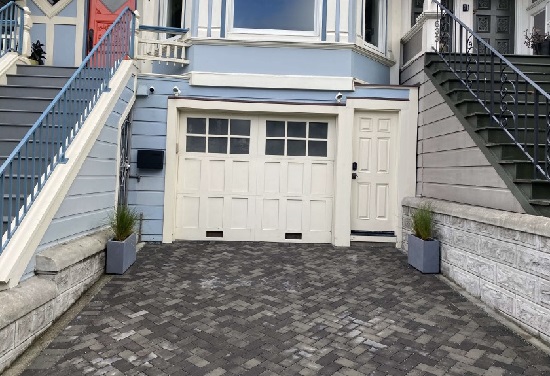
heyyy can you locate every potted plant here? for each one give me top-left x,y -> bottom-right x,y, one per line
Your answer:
524,27 -> 550,55
407,203 -> 440,274
106,205 -> 139,274
29,40 -> 46,65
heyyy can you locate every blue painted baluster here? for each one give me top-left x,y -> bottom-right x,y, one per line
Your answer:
15,150 -> 20,226
7,163 -> 12,239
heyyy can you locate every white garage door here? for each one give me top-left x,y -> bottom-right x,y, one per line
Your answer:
174,114 -> 334,243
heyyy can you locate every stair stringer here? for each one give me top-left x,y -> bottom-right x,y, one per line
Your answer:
0,52 -> 20,85
425,62 -> 539,216
0,60 -> 138,289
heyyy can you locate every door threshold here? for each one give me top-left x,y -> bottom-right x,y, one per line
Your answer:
350,235 -> 397,243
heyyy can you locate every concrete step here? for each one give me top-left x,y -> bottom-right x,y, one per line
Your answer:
6,75 -> 71,87
446,88 -> 538,103
0,85 -> 62,98
15,65 -> 76,77
0,97 -> 53,112
0,110 -> 44,124
465,113 -> 548,129
456,99 -> 541,117
0,124 -> 65,140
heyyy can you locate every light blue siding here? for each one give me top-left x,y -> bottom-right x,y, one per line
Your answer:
28,1 -> 45,17
351,52 -> 390,84
21,75 -> 136,280
29,23 -> 46,48
58,0 -> 78,17
53,25 -> 76,66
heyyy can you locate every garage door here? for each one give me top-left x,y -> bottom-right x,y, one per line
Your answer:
174,114 -> 334,243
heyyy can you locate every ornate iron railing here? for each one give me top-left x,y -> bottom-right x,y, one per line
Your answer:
433,0 -> 550,182
0,8 -> 135,253
0,1 -> 23,56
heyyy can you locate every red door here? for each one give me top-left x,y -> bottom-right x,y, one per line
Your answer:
87,0 -> 135,53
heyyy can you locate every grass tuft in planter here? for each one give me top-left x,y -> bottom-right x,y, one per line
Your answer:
408,202 -> 440,274
107,205 -> 139,274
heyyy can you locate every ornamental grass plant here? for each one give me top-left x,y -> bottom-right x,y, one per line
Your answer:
412,203 -> 434,241
109,205 -> 139,241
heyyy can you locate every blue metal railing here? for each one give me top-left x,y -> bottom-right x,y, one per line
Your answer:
0,1 -> 23,57
139,25 -> 189,34
0,7 -> 135,253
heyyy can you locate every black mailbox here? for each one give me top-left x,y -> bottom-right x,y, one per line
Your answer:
137,149 -> 164,170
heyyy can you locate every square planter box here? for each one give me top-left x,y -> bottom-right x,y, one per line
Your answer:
407,234 -> 440,274
106,233 -> 137,274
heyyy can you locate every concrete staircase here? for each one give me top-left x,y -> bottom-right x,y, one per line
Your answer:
425,53 -> 550,216
0,64 -> 76,229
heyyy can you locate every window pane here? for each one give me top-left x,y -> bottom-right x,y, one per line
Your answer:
266,140 -> 285,155
231,119 -> 251,136
208,137 -> 228,153
209,118 -> 229,135
187,118 -> 206,134
233,0 -> 316,31
365,0 -> 380,47
287,122 -> 306,138
308,141 -> 327,157
266,121 -> 285,137
309,122 -> 328,139
287,140 -> 306,156
186,136 -> 206,152
230,138 -> 250,154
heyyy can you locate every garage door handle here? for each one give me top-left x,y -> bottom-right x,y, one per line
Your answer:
352,173 -> 357,180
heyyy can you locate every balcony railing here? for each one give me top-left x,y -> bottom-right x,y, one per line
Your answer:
0,8 -> 136,254
137,25 -> 189,65
0,1 -> 23,57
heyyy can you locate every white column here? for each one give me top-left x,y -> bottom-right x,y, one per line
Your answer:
197,0 -> 209,37
22,7 -> 32,57
326,0 -> 337,42
210,0 -> 222,38
339,0 -> 349,42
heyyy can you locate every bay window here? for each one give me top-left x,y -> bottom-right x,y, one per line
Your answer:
229,0 -> 320,36
362,0 -> 387,52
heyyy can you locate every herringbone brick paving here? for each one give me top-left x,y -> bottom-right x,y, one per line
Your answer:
22,242 -> 550,375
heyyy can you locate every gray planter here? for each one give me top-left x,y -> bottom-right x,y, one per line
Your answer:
407,234 -> 440,274
106,233 -> 137,274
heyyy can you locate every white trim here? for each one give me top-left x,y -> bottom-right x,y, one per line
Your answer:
189,72 -> 355,91
350,235 -> 397,243
30,0 -> 74,18
0,52 -> 20,85
0,61 -> 138,289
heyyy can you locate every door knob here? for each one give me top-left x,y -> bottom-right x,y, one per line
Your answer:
352,173 -> 357,180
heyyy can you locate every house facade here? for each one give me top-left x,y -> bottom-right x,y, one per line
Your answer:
0,0 -> 550,370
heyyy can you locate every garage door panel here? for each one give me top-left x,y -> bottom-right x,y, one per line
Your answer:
207,197 -> 224,228
310,199 -> 331,232
286,199 -> 303,232
231,161 -> 252,193
181,159 -> 202,191
287,163 -> 304,195
260,198 -> 280,231
311,162 -> 333,196
262,162 -> 281,193
208,160 -> 226,192
176,195 -> 200,229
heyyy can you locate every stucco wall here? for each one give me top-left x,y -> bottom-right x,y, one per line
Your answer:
400,55 -> 524,213
402,197 -> 550,344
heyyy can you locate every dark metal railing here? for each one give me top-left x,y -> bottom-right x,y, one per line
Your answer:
0,1 -> 23,57
0,8 -> 135,254
433,0 -> 550,181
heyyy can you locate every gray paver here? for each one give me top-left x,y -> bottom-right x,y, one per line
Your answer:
19,242 -> 550,375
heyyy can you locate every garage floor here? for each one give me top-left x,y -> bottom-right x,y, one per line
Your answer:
21,242 -> 550,375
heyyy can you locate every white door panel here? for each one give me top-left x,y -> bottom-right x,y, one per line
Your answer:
351,112 -> 397,233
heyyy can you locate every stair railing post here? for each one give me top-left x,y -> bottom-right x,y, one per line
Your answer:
23,8 -> 35,57
534,91 -> 540,179
131,10 -> 140,59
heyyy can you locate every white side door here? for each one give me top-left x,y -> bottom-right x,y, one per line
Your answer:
351,112 -> 397,233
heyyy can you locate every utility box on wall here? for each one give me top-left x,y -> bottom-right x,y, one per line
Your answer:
137,149 -> 164,170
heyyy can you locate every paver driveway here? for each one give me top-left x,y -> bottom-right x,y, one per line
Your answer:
21,242 -> 550,375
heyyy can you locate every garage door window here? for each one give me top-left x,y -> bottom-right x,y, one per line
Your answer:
265,120 -> 328,157
186,117 -> 251,154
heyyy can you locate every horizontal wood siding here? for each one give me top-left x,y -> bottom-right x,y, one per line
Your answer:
128,77 -> 169,242
21,76 -> 136,279
400,55 -> 524,213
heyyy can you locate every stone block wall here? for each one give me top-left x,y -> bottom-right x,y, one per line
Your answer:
0,230 -> 108,373
402,197 -> 550,344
